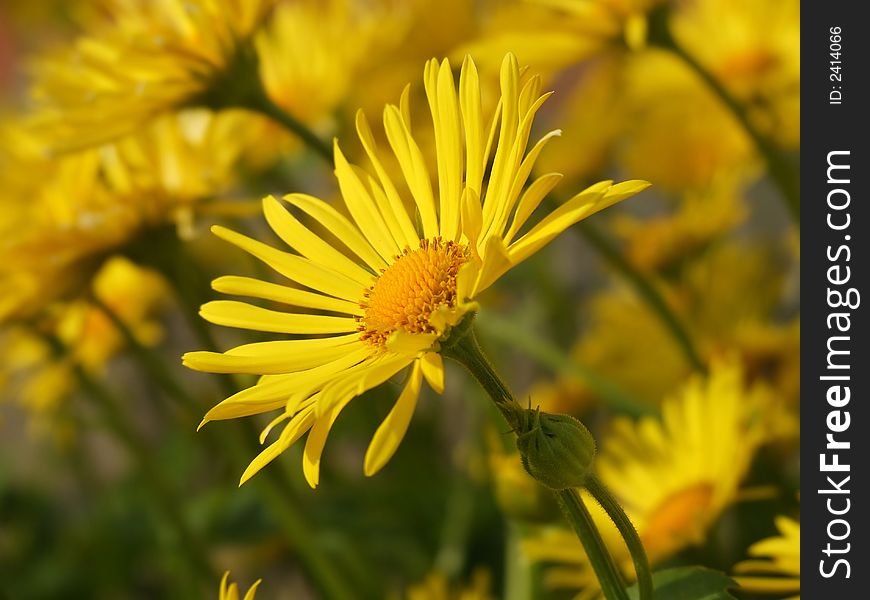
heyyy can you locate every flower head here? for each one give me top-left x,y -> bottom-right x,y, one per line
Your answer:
184,53 -> 648,488
28,0 -> 275,150
733,515 -> 800,599
218,572 -> 261,600
524,361 -> 768,596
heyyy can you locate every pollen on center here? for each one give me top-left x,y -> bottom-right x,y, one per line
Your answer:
359,238 -> 468,347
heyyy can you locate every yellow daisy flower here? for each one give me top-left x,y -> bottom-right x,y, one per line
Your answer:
183,53 -> 649,488
28,0 -> 275,150
524,361 -> 768,597
218,571 -> 261,600
734,516 -> 800,599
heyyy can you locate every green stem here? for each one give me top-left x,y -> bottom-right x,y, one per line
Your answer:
442,317 -> 631,600
557,489 -> 630,600
475,311 -> 654,417
440,318 -> 518,427
647,9 -> 800,223
587,476 -> 654,600
245,91 -> 334,164
577,221 -> 707,375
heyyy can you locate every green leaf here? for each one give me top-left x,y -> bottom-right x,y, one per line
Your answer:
626,567 -> 739,600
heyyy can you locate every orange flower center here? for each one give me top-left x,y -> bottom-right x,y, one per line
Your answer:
359,238 -> 467,347
641,482 -> 714,560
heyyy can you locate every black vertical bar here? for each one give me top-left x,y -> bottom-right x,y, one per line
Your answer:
803,1 -> 869,596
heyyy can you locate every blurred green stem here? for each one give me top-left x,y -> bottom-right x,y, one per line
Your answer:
244,91 -> 333,164
125,236 -> 363,599
647,8 -> 800,222
587,476 -> 653,600
40,333 -> 214,585
90,295 -> 202,415
576,221 -> 707,375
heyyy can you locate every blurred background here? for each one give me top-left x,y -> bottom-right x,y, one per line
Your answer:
0,1 -> 799,598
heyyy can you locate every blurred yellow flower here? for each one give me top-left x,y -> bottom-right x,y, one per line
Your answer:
28,0 -> 275,150
405,570 -> 493,600
56,256 -> 170,372
255,0 -> 407,127
458,0 -> 661,73
0,257 -> 169,430
553,237 -> 799,409
184,53 -> 648,488
610,181 -> 746,273
525,361 -> 768,596
1,109 -> 257,321
218,571 -> 261,600
672,0 -> 800,147
733,516 -> 800,600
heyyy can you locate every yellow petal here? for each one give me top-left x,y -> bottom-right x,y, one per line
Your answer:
183,339 -> 364,375
504,172 -> 564,244
212,276 -> 363,316
240,405 -> 316,485
333,141 -> 401,261
354,110 -> 419,247
459,55 -> 485,198
282,193 -> 387,272
383,104 -> 438,239
262,195 -> 375,286
212,225 -> 363,301
420,352 -> 444,394
364,361 -> 423,476
199,301 -> 358,334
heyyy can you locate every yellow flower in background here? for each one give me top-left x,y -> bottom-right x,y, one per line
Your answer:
405,570 -> 493,600
218,571 -> 261,600
0,327 -> 74,431
610,181 -> 746,273
0,257 -> 169,431
614,50 -> 758,190
56,256 -> 170,372
458,0 -> 660,73
598,361 -> 767,560
255,0 -> 408,128
1,108 -> 259,321
733,516 -> 800,600
672,0 -> 800,148
525,361 -> 768,597
184,53 -> 649,488
551,237 -> 798,409
28,0 -> 275,150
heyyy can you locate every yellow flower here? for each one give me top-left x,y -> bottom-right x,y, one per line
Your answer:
28,0 -> 275,150
0,109 -> 257,321
671,0 -> 800,148
610,180 -> 747,273
183,53 -> 648,488
0,256 -> 169,432
255,0 -> 407,127
458,0 -> 660,73
733,516 -> 800,600
218,571 -> 261,600
56,256 -> 170,372
525,361 -> 768,597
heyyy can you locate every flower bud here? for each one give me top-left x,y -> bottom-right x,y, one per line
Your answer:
515,408 -> 596,490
